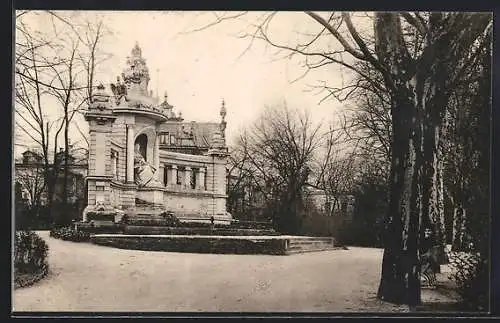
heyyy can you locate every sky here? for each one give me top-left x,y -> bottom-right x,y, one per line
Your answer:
15,11 -> 354,157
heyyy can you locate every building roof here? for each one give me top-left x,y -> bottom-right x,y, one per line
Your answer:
158,122 -> 221,149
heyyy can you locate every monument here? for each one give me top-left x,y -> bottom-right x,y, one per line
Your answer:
82,42 -> 231,225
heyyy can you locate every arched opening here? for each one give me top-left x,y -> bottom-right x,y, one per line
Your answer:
135,134 -> 148,161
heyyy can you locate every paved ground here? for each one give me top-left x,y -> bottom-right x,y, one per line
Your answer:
12,231 -> 458,313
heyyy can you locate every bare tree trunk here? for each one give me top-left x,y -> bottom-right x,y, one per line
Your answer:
61,118 -> 69,226
377,93 -> 420,305
452,206 -> 467,251
428,126 -> 446,248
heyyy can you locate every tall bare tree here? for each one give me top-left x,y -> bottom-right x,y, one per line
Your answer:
187,11 -> 492,305
231,104 -> 322,233
15,11 -> 112,224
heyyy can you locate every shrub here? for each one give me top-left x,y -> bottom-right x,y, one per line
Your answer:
14,231 -> 49,275
159,212 -> 182,226
50,227 -> 91,242
448,251 -> 488,311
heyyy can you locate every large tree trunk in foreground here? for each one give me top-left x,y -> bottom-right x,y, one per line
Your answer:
377,82 -> 427,306
374,12 -> 491,305
374,13 -> 425,306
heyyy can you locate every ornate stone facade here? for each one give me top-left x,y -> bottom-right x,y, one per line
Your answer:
83,43 -> 231,224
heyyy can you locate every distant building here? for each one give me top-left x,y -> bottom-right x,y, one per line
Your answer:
304,186 -> 355,217
14,147 -> 88,207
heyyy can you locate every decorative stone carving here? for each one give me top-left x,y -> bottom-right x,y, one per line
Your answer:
133,143 -> 161,187
82,200 -> 117,222
122,42 -> 150,96
110,76 -> 127,105
90,83 -> 111,110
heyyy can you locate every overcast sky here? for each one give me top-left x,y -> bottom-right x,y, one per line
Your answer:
15,11 -> 352,156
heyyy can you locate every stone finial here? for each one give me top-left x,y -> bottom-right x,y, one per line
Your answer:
131,41 -> 142,57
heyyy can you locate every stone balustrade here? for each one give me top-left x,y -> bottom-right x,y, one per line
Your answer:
162,163 -> 207,191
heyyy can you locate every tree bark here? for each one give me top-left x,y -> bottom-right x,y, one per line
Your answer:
374,13 -> 423,306
377,91 -> 420,304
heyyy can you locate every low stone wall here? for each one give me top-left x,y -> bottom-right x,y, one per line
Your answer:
122,225 -> 279,236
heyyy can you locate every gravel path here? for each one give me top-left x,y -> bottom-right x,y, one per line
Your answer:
12,231 -> 454,313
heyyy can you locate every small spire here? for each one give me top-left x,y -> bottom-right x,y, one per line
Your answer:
131,41 -> 142,57
220,98 -> 227,118
219,98 -> 227,138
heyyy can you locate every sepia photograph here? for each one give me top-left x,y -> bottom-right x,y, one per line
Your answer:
12,10 -> 492,315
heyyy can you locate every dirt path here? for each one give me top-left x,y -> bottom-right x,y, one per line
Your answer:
12,231 -> 456,313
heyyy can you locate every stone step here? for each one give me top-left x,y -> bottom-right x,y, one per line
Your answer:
288,240 -> 335,246
287,247 -> 338,254
288,240 -> 334,247
288,244 -> 334,251
286,237 -> 335,254
289,239 -> 334,245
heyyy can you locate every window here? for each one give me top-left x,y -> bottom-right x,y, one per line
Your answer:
115,155 -> 119,179
111,150 -> 119,180
203,167 -> 207,190
160,133 -> 169,144
191,168 -> 197,189
163,165 -> 169,186
170,135 -> 176,145
176,166 -> 184,185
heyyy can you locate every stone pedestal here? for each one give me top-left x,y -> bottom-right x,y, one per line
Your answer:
152,189 -> 164,204
136,188 -> 164,205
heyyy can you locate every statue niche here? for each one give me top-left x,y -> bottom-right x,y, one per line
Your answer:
134,134 -> 158,187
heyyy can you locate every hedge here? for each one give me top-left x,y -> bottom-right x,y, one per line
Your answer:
14,231 -> 49,288
92,235 -> 287,255
50,227 -> 91,242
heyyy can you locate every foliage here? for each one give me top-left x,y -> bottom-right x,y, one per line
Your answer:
14,231 -> 49,275
160,212 -> 182,227
447,252 -> 488,311
92,235 -> 287,255
50,226 -> 91,242
348,172 -> 388,248
52,202 -> 84,227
